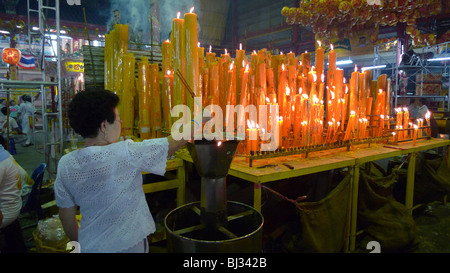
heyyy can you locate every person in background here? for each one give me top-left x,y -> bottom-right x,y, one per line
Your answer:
408,98 -> 420,118
0,135 -> 29,253
9,100 -> 20,121
18,95 -> 35,147
55,90 -> 208,253
417,98 -> 429,120
0,107 -> 23,138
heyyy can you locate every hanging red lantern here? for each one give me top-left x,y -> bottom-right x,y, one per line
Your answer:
2,48 -> 21,65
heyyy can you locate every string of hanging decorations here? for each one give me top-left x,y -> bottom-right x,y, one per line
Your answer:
281,0 -> 442,47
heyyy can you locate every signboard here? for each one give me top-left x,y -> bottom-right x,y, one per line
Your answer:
65,61 -> 84,72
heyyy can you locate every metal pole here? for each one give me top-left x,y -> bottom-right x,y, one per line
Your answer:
56,0 -> 63,157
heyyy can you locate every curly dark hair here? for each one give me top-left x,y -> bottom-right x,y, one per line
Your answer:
68,90 -> 119,138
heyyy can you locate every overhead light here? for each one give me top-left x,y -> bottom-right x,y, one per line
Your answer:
327,59 -> 353,66
428,57 -> 450,61
361,65 -> 386,71
336,60 -> 353,65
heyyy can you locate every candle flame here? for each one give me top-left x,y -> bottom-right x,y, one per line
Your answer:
266,97 -> 270,103
190,6 -> 195,13
245,64 -> 249,72
281,64 -> 285,71
285,86 -> 290,95
198,42 -> 200,47
299,87 -> 302,94
379,89 -> 383,94
354,64 -> 358,72
403,107 -> 408,112
166,70 -> 171,76
350,110 -> 356,115
229,62 -> 234,70
321,73 -> 325,82
302,94 -> 308,99
239,43 -> 242,50
330,90 -> 335,100
209,45 -> 212,53
414,124 -> 419,129
312,72 -> 317,82
217,141 -> 222,147
317,40 -> 321,47
242,60 -> 245,68
225,48 -> 227,55
165,39 -> 170,43
330,44 -> 334,51
177,11 -> 180,19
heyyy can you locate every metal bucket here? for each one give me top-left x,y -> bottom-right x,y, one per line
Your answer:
165,201 -> 263,253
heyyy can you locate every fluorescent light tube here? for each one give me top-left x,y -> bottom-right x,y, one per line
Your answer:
428,57 -> 450,61
327,60 -> 353,65
361,65 -> 386,71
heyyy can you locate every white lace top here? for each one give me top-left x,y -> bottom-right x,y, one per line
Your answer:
54,138 -> 169,253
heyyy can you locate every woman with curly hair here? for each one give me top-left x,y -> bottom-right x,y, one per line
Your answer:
55,90 -> 199,253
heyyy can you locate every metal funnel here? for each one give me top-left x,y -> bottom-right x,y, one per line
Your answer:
186,139 -> 240,229
186,139 -> 239,178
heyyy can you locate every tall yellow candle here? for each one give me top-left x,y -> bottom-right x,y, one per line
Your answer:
184,7 -> 199,118
171,12 -> 186,112
138,57 -> 151,139
150,63 -> 162,138
162,39 -> 172,75
120,53 -> 135,137
163,70 -> 174,131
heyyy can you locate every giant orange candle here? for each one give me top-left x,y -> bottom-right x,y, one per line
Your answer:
237,64 -> 250,135
403,108 -> 410,139
301,51 -> 310,76
236,43 -> 245,103
315,41 -> 324,83
349,65 -> 359,115
209,62 -> 220,107
184,7 -> 199,118
225,62 -> 236,134
328,44 -> 336,72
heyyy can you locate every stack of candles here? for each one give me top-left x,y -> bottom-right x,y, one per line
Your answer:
104,8 -> 402,154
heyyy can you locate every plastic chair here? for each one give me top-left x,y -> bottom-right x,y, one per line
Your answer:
21,163 -> 47,221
